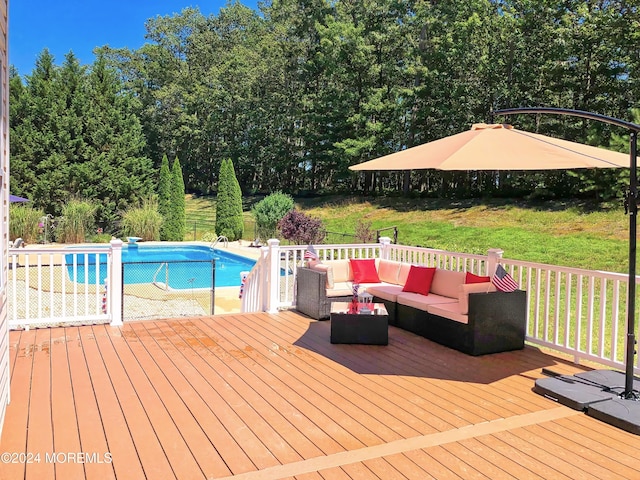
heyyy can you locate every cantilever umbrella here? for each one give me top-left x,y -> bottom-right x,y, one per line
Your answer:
349,123 -> 629,171
350,116 -> 640,433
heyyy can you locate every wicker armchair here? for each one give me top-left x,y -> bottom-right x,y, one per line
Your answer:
295,267 -> 351,320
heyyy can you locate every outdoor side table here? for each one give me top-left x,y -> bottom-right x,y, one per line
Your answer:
330,302 -> 389,345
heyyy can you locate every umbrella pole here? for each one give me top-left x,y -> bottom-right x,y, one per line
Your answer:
496,107 -> 640,396
625,131 -> 638,399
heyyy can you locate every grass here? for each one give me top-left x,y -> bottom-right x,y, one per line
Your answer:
184,195 -> 217,241
185,194 -> 632,274
298,196 -> 631,274
184,194 -> 256,242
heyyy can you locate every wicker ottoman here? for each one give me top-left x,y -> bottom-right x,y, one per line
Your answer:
330,302 -> 389,345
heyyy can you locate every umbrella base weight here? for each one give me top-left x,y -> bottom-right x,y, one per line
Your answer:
533,376 -> 617,411
534,369 -> 640,435
588,396 -> 640,436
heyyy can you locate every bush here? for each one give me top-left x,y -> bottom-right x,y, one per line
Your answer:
158,154 -> 172,240
56,200 -> 97,243
278,210 -> 326,244
91,232 -> 113,243
354,219 -> 376,243
9,205 -> 44,243
215,159 -> 244,241
120,198 -> 163,241
251,192 -> 295,241
167,157 -> 186,240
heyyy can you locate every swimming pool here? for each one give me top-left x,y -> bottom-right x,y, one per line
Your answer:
65,245 -> 256,289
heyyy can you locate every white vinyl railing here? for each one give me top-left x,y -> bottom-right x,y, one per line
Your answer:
240,245 -> 269,313
499,259 -> 640,372
241,238 -> 640,374
8,239 -> 123,328
8,235 -> 640,374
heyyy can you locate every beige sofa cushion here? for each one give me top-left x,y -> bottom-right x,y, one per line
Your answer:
398,263 -> 412,286
427,303 -> 468,324
366,284 -> 404,302
396,291 -> 457,311
378,259 -> 401,284
310,263 -> 334,288
430,269 -> 465,298
459,282 -> 496,314
323,260 -> 353,283
327,281 -> 353,297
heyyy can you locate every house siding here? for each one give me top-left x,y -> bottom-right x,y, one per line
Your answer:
0,0 -> 9,437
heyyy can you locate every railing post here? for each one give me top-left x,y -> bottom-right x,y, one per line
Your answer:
379,236 -> 392,260
110,239 -> 123,326
487,248 -> 504,276
266,239 -> 280,313
259,245 -> 269,311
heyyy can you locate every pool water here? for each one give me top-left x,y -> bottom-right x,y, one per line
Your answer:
65,245 -> 255,289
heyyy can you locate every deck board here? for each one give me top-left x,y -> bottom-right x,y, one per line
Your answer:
490,430 -> 599,480
49,327 -> 84,480
126,322 -> 233,478
206,316 -> 383,449
2,328 -> 35,480
217,314 -> 425,441
25,328 -> 54,480
177,319 -> 326,461
109,324 -> 206,479
2,310 -> 640,480
155,320 -> 280,472
139,321 -> 259,475
78,326 -> 146,480
167,319 -> 302,467
181,318 -> 353,455
65,327 -> 115,480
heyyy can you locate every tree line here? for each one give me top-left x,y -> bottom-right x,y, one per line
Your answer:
10,0 -> 640,224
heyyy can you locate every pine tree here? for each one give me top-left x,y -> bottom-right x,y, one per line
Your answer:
215,159 -> 244,241
229,159 -> 244,241
158,154 -> 171,240
10,50 -> 154,226
168,157 -> 186,241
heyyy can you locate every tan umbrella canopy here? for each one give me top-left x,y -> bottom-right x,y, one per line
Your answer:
349,123 -> 630,171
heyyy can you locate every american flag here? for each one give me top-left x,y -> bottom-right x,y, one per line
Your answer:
492,264 -> 519,292
304,245 -> 318,261
238,272 -> 248,299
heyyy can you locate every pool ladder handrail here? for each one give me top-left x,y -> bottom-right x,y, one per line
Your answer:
210,235 -> 229,250
153,262 -> 169,291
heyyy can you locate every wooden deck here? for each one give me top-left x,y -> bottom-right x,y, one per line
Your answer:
2,310 -> 640,479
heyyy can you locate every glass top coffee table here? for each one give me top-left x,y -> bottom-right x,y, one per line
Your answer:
330,302 -> 389,345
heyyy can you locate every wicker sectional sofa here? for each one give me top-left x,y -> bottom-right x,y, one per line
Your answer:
295,258 -> 526,355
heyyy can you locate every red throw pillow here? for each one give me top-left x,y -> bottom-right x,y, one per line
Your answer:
349,258 -> 380,283
465,272 -> 491,284
402,266 -> 436,295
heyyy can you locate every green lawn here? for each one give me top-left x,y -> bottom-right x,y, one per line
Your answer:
300,196 -> 631,274
185,194 -> 632,274
184,194 -> 256,242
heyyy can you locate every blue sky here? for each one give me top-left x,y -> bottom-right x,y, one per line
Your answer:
9,1 -> 259,75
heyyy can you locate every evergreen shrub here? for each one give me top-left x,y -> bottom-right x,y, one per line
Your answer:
252,192 -> 294,241
158,154 -> 172,240
167,157 -> 186,240
215,159 -> 244,241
